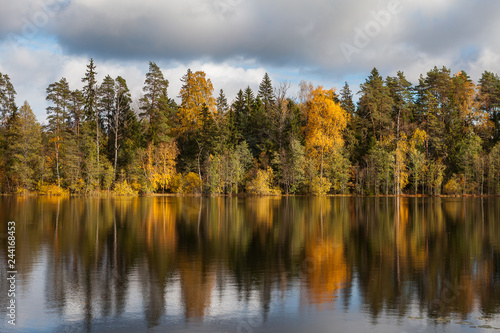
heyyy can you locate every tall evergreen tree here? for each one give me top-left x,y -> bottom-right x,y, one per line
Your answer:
358,68 -> 394,142
478,71 -> 500,145
98,75 -> 116,139
386,71 -> 414,139
110,76 -> 132,178
139,61 -> 171,144
232,89 -> 246,141
10,102 -> 42,190
68,89 -> 85,140
0,73 -> 17,122
81,58 -> 100,187
46,77 -> 71,186
215,89 -> 230,150
257,73 -> 275,113
340,82 -> 357,161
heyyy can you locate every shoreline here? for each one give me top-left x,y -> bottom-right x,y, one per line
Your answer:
2,193 -> 499,198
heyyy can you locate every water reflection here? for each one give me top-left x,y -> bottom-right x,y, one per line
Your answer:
1,196 -> 500,332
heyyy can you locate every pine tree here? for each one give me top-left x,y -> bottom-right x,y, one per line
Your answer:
139,61 -> 171,144
0,73 -> 17,192
479,71 -> 500,144
478,71 -> 500,145
386,71 -> 413,140
0,73 -> 17,123
46,77 -> 71,186
110,76 -> 132,178
98,75 -> 115,140
386,72 -> 414,195
68,89 -> 85,140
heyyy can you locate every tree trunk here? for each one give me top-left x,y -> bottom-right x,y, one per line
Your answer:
114,110 -> 119,181
197,140 -> 203,194
96,118 -> 100,188
55,141 -> 60,186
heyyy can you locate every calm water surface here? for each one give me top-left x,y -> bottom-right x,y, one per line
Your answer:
1,196 -> 500,332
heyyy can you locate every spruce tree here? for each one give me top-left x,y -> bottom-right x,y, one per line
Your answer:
0,73 -> 17,122
81,58 -> 100,187
10,101 -> 42,190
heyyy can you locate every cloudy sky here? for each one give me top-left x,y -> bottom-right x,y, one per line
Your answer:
1,0 -> 500,122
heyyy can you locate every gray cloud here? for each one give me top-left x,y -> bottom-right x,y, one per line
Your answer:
1,0 -> 500,121
2,0 -> 499,78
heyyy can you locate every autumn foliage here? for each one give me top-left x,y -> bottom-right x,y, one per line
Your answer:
1,63 -> 500,195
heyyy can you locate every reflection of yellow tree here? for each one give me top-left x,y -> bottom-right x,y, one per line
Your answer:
178,255 -> 215,319
302,197 -> 350,309
304,237 -> 348,309
246,197 -> 281,228
144,197 -> 177,253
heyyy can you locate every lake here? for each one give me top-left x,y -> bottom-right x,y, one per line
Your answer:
1,196 -> 500,332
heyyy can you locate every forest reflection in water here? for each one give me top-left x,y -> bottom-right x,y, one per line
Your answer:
1,196 -> 500,332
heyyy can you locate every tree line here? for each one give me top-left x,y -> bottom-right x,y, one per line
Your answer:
1,60 -> 499,195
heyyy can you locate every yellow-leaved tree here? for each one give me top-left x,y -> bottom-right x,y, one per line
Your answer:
139,141 -> 179,193
303,86 -> 348,193
177,69 -> 216,135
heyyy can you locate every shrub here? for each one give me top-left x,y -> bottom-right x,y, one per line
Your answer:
444,174 -> 462,195
180,172 -> 202,194
310,176 -> 332,196
114,180 -> 138,196
38,184 -> 69,196
246,167 -> 281,195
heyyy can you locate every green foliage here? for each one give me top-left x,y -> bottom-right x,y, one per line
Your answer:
427,159 -> 446,195
358,68 -> 394,142
327,148 -> 351,194
101,159 -> 115,191
488,143 -> 500,194
3,63 -> 500,196
0,72 -> 17,120
139,62 -> 172,145
273,139 -> 306,194
365,140 -> 394,195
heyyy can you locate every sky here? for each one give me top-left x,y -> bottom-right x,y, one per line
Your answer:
1,0 -> 500,123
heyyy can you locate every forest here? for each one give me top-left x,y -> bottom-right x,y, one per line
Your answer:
0,59 -> 499,196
